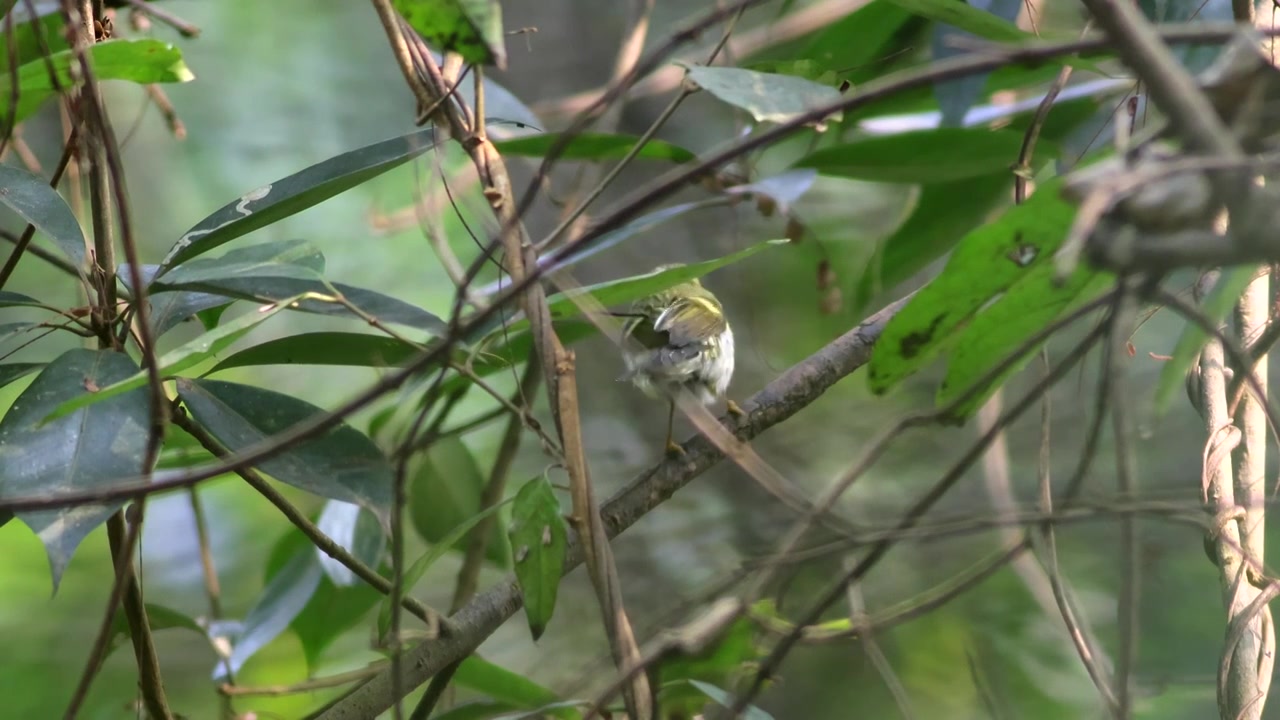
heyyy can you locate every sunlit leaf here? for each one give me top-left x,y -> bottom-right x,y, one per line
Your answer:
315,500 -> 385,587
494,132 -> 696,163
1154,267 -> 1254,415
683,65 -> 843,125
0,349 -> 147,589
158,127 -> 441,271
395,0 -> 506,68
408,436 -> 510,567
0,39 -> 193,126
215,546 -> 322,681
177,378 -> 394,527
0,164 -> 85,269
868,177 -> 1076,393
45,294 -> 304,421
795,129 -> 1035,183
508,476 -> 567,641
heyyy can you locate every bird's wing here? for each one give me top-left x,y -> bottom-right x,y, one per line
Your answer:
653,296 -> 726,347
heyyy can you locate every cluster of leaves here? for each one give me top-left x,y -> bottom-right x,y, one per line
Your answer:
0,0 -> 1238,715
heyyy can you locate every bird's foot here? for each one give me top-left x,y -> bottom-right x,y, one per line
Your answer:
665,440 -> 687,457
726,399 -> 747,418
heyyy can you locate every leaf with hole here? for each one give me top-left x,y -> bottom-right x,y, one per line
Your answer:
508,476 -> 567,641
395,0 -> 506,68
868,176 -> 1077,394
1154,267 -> 1255,416
152,239 -> 447,335
158,126 -> 441,271
794,128 -> 1037,183
0,349 -> 148,590
214,545 -> 322,681
683,65 -> 843,125
408,436 -> 510,567
0,164 -> 85,270
0,39 -> 193,126
45,293 -> 304,421
494,132 -> 695,163
177,378 -> 394,528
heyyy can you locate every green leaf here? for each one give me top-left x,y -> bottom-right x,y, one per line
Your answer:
855,174 -> 1011,308
454,656 -> 577,717
681,680 -> 775,720
745,0 -> 919,84
210,332 -> 423,374
158,127 -> 441,271
45,293 -> 303,421
0,39 -> 193,126
315,500 -> 385,587
0,10 -> 68,72
153,240 -> 448,335
0,290 -> 43,308
938,262 -> 1111,418
868,176 -> 1076,394
683,65 -> 843,125
0,164 -> 86,269
0,362 -> 41,390
0,349 -> 147,589
119,264 -> 231,337
795,129 -> 1036,183
1154,267 -> 1255,415
409,436 -> 510,566
215,546 -> 322,681
109,603 -> 204,658
394,0 -> 506,68
884,0 -> 1031,42
430,701 -> 522,720
508,476 -> 568,641
376,497 -> 513,641
177,378 -> 394,528
494,132 -> 696,163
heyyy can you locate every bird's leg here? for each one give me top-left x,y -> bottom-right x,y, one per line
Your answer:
665,400 -> 685,456
726,399 -> 746,418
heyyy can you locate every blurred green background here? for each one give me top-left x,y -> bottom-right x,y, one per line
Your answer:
0,1 -> 1265,718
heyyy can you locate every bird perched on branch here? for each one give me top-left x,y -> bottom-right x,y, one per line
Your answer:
618,265 -> 744,456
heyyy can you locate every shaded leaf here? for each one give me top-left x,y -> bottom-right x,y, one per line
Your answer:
0,9 -> 68,72
394,0 -> 506,69
681,680 -> 775,720
930,0 -> 1023,125
109,603 -> 204,658
408,436 -> 510,567
884,0 -> 1030,42
454,656 -> 577,717
431,701 -> 522,720
795,129 -> 1035,183
45,293 -> 303,421
153,239 -> 447,335
315,500 -> 385,587
1154,267 -> 1254,415
855,174 -> 1011,309
683,65 -> 843,125
868,177 -> 1076,393
0,39 -> 193,126
215,546 -> 322,681
158,127 -> 441,271
0,349 -> 147,589
722,169 -> 818,215
494,132 -> 695,163
119,264 -> 231,337
293,574 -> 381,670
0,362 -> 41,390
376,497 -> 513,641
177,378 -> 394,528
0,290 -> 43,307
0,164 -> 85,269
745,0 -> 919,85
508,476 -> 567,640
210,332 -> 423,374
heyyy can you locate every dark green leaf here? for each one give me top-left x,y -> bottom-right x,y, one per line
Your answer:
430,701 -> 522,720
119,264 -> 231,337
0,164 -> 86,269
109,603 -> 204,658
930,0 -> 1023,125
855,174 -> 1011,309
153,240 -> 447,335
494,132 -> 695,163
0,349 -> 147,589
210,332 -> 423,374
868,176 -> 1076,393
0,290 -> 43,307
376,497 -> 513,641
314,500 -> 385,587
0,362 -> 41,389
745,0 -> 919,84
795,128 -> 1036,183
0,39 -> 193,126
683,65 -> 843,125
938,262 -> 1111,418
408,436 -> 510,567
177,378 -> 394,528
1154,267 -> 1255,415
45,293 -> 302,421
158,127 -> 441,271
681,680 -> 775,720
508,476 -> 567,641
454,656 -> 575,715
394,0 -> 506,68
215,546 -> 322,681
293,574 -> 382,671
884,0 -> 1031,42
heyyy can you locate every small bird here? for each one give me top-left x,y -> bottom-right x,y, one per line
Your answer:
619,265 -> 744,456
